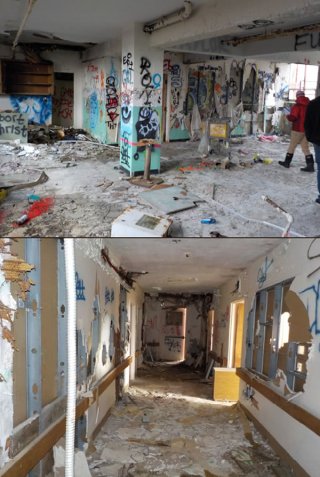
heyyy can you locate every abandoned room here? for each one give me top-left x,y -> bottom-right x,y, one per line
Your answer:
0,237 -> 319,477
1,0 -> 320,237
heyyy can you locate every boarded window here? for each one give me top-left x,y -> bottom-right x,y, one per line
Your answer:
1,61 -> 54,95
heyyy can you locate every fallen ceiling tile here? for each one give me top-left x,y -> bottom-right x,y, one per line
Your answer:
140,186 -> 205,214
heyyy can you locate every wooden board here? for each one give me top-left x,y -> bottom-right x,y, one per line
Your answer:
213,367 -> 240,401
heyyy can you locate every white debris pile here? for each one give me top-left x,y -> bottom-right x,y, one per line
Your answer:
87,381 -> 282,477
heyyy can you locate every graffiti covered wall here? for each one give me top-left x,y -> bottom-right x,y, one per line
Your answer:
52,79 -> 74,127
0,95 -> 52,125
120,37 -> 163,175
164,53 -> 190,141
83,57 -> 120,144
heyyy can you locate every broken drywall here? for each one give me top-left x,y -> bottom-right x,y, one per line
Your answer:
215,238 -> 320,477
0,242 -> 17,467
73,239 -> 144,437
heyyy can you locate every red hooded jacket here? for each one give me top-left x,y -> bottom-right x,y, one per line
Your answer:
286,95 -> 310,132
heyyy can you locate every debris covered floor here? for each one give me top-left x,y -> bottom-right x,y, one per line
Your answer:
1,136 -> 319,237
87,364 -> 290,477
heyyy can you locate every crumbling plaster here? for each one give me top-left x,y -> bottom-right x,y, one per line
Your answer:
0,243 -> 17,468
215,238 -> 320,477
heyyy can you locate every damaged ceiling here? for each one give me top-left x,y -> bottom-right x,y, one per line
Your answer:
1,0 -> 320,59
104,238 -> 283,293
0,0 -> 206,47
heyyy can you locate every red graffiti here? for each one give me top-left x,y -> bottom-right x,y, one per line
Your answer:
87,64 -> 98,73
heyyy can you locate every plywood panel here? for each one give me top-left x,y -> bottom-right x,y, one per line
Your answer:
11,239 -> 27,426
214,368 -> 240,401
41,239 -> 58,406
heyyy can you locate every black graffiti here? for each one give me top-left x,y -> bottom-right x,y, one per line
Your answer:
135,107 -> 159,152
123,52 -> 133,69
0,112 -> 28,137
140,56 -> 154,106
121,105 -> 132,124
120,131 -> 130,166
140,57 -> 153,87
123,52 -> 134,85
106,76 -> 119,129
294,33 -> 320,51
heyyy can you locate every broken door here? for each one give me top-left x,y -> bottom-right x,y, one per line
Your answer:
162,308 -> 186,361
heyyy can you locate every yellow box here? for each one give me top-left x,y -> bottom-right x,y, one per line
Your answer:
213,368 -> 240,401
209,123 -> 228,139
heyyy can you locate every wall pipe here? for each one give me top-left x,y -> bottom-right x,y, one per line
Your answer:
12,0 -> 38,55
143,0 -> 192,33
64,239 -> 77,477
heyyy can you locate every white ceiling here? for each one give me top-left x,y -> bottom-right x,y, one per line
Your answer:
105,238 -> 283,293
0,0 -> 207,45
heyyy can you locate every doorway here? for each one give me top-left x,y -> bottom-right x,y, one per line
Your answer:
162,307 -> 186,361
52,72 -> 74,127
227,300 -> 245,368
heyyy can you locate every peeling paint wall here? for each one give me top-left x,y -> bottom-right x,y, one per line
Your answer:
83,57 -> 120,144
0,239 -> 34,469
74,239 -> 144,434
215,239 -> 320,477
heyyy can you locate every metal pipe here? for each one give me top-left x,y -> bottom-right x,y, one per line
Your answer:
12,0 -> 38,54
64,239 -> 77,477
261,195 -> 294,237
143,144 -> 152,181
144,1 -> 192,33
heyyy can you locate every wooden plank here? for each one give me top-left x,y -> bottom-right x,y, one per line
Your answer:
6,85 -> 54,95
6,74 -> 53,84
0,358 -> 132,477
236,368 -> 320,437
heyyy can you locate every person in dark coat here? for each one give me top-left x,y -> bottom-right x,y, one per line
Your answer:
279,90 -> 314,172
304,95 -> 320,203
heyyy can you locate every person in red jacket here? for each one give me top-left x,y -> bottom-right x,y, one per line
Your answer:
279,90 -> 314,172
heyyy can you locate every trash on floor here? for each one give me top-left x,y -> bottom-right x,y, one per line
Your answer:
140,186 -> 205,214
0,171 -> 49,193
14,197 -> 54,227
111,208 -> 172,237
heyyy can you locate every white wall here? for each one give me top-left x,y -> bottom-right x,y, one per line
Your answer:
215,239 -> 320,477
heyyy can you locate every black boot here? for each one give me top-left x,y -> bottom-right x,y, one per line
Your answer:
300,154 -> 315,172
279,153 -> 293,168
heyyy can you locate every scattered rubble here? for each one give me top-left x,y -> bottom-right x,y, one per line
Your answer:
0,134 -> 318,237
87,364 -> 291,477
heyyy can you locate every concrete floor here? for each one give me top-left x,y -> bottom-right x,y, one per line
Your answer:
1,136 -> 319,237
86,363 -> 291,477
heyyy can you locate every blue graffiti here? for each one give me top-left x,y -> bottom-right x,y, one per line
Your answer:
105,287 -> 115,305
257,256 -> 274,289
75,272 -> 86,301
300,279 -> 320,335
10,96 -> 52,125
110,58 -> 119,88
89,92 -> 98,129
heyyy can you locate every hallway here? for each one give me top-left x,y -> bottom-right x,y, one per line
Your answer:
88,363 -> 287,477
